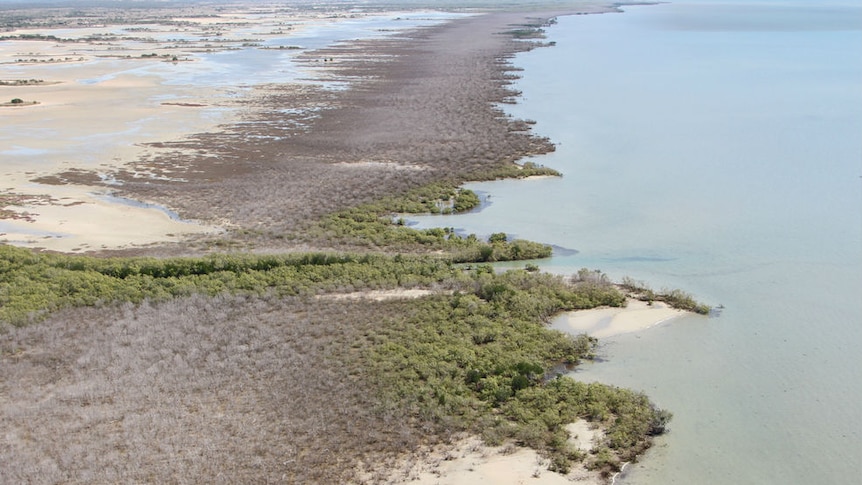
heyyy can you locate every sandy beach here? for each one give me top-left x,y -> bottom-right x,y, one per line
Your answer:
552,298 -> 686,339
380,426 -> 605,485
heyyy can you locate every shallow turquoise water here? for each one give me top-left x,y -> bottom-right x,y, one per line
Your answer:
409,2 -> 862,483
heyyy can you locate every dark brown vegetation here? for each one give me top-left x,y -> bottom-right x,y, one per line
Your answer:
75,13 -> 563,254
2,295 -> 391,484
0,193 -> 56,221
2,97 -> 37,106
0,79 -> 45,85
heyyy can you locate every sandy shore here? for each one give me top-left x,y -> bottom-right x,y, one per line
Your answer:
0,64 -> 229,250
0,11 -> 251,250
552,298 -> 686,339
374,422 -> 604,485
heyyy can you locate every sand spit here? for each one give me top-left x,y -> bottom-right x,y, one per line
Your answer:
551,299 -> 686,339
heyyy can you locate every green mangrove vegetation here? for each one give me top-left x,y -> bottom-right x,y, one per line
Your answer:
0,172 -> 708,479
464,160 -> 561,181
312,206 -> 552,261
620,276 -> 711,315
306,179 -> 553,260
0,242 -> 669,478
0,170 -> 706,479
0,245 -> 459,326
358,268 -> 666,476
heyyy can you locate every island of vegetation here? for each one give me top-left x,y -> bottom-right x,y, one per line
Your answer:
0,2 -> 708,484
0,79 -> 47,86
2,97 -> 38,106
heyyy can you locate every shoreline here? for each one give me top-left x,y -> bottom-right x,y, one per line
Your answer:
376,292 -> 690,485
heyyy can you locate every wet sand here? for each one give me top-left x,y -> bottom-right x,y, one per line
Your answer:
0,5 -> 290,250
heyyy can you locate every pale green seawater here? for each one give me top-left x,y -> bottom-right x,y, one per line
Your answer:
409,2 -> 862,483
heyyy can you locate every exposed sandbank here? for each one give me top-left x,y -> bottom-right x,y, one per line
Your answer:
552,298 -> 685,339
0,13 -> 257,250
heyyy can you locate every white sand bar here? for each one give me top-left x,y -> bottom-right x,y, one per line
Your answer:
551,299 -> 685,339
